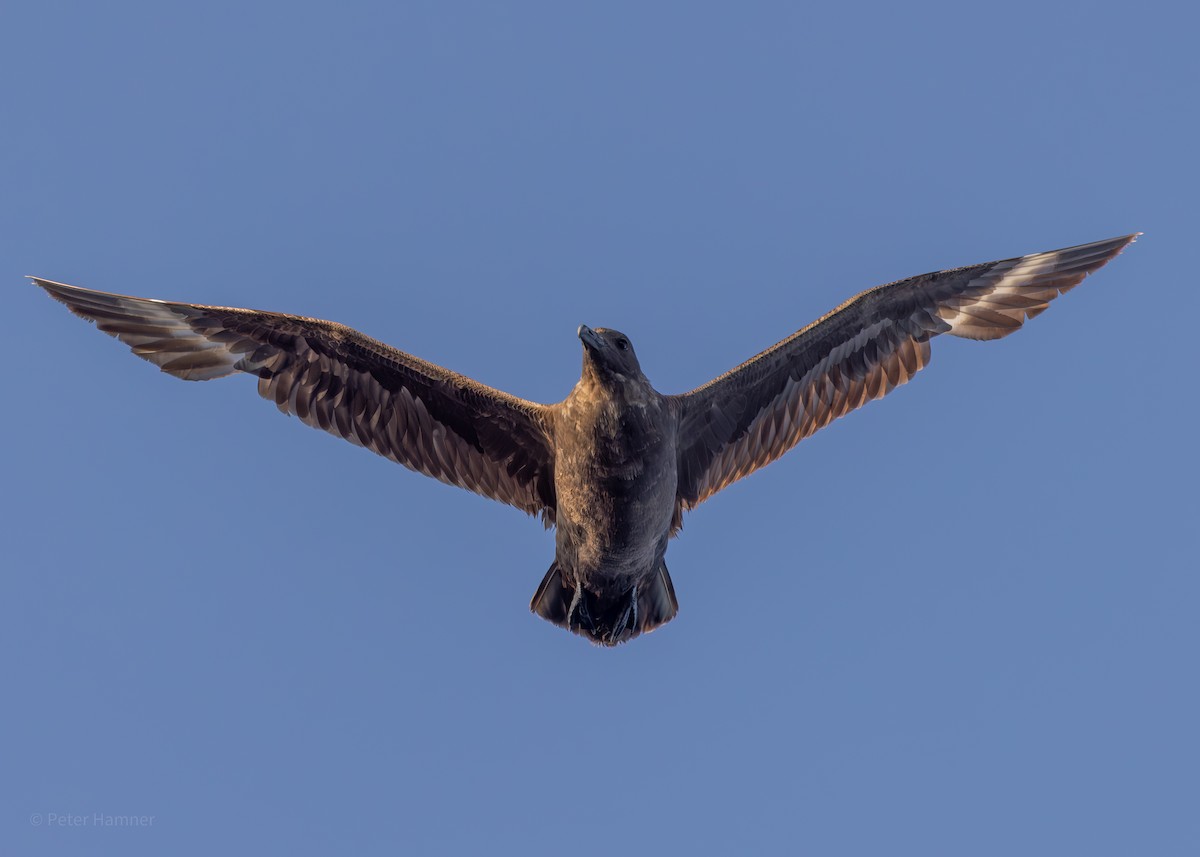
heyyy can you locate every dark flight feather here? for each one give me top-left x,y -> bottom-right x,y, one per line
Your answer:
30,279 -> 557,520
672,234 -> 1138,509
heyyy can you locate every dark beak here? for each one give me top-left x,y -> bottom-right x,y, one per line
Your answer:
578,324 -> 606,352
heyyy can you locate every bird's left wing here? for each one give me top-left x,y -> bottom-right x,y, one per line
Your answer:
32,279 -> 557,520
672,234 -> 1138,510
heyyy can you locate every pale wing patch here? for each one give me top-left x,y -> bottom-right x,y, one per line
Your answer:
32,279 -> 245,381
936,238 -> 1134,341
937,252 -> 1058,340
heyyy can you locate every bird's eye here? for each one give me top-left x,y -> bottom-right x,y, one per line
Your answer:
616,339 -> 629,351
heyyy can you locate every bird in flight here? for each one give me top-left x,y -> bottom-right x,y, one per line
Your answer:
32,234 -> 1137,645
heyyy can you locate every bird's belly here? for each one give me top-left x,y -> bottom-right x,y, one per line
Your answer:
555,462 -> 676,588
553,388 -> 678,588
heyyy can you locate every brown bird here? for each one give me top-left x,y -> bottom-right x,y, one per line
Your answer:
31,234 -> 1137,645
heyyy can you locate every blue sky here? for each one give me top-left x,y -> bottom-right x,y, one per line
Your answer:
2,2 -> 1196,854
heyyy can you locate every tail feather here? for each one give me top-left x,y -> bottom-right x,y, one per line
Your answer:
639,564 -> 678,634
530,561 -> 573,627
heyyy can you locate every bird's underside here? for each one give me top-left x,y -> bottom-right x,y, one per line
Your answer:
31,233 -> 1137,645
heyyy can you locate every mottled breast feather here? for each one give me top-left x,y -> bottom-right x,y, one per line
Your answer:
31,279 -> 557,520
671,234 -> 1138,510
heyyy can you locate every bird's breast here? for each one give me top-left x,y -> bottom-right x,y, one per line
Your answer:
554,385 -> 678,580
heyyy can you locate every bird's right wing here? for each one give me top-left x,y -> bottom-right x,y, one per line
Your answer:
672,234 -> 1138,510
33,279 -> 558,521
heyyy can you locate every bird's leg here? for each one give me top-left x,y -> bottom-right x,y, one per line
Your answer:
610,583 -> 639,641
566,583 -> 585,631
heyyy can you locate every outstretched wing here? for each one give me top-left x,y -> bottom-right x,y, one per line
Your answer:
32,279 -> 557,520
673,234 -> 1138,509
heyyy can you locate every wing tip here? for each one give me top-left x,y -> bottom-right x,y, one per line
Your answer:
1083,231 -> 1141,269
29,276 -> 92,316
1099,231 -> 1140,254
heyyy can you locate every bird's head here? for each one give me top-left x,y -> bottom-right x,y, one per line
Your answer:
578,325 -> 643,383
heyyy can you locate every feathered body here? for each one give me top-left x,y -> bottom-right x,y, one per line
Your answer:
537,328 -> 681,644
